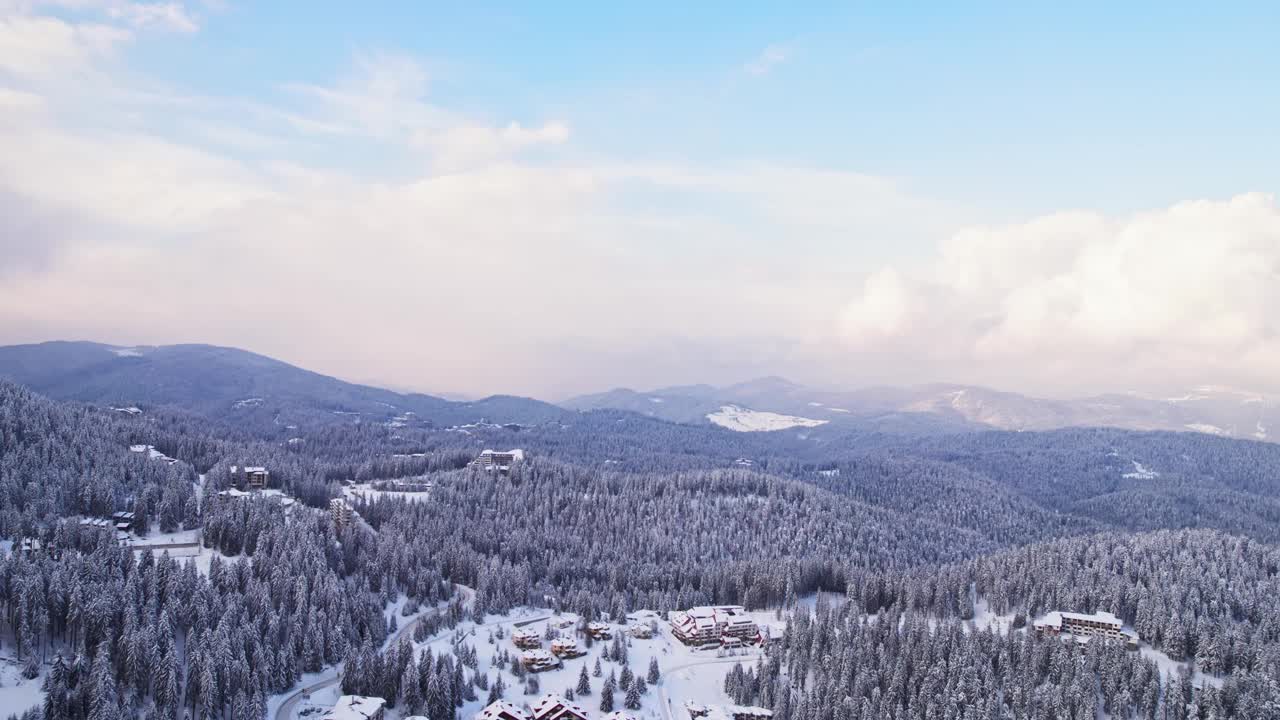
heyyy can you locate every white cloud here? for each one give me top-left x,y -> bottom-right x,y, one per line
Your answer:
104,1 -> 198,32
17,3 -> 1275,399
412,121 -> 570,170
744,44 -> 787,76
838,193 -> 1280,393
0,12 -> 131,79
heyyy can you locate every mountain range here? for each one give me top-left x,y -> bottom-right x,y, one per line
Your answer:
566,377 -> 1279,442
0,341 -> 566,430
0,340 -> 1276,442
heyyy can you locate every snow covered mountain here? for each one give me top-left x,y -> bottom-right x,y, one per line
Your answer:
566,378 -> 1280,441
0,341 -> 568,431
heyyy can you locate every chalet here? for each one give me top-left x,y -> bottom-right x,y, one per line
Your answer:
669,606 -> 758,646
520,649 -> 562,673
18,538 -> 42,556
550,637 -> 585,659
531,693 -> 590,720
78,518 -> 130,547
323,696 -> 385,720
626,624 -> 653,639
585,621 -> 613,640
474,702 -> 531,720
112,511 -> 136,532
512,627 -> 542,649
330,498 -> 354,529
685,704 -> 710,719
1034,611 -> 1138,648
470,449 -> 525,474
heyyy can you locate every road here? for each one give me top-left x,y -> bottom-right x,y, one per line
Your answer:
130,541 -> 202,550
656,652 -> 764,720
273,585 -> 475,720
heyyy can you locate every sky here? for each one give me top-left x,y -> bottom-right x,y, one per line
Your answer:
1,1 -> 1278,399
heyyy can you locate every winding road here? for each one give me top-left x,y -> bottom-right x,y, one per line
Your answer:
656,652 -> 764,720
273,586 -> 475,720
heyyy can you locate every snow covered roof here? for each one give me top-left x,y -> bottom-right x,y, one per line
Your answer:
245,466 -> 267,473
323,696 -> 386,720
601,713 -> 640,720
474,702 -> 530,720
531,693 -> 589,720
550,637 -> 579,651
670,605 -> 753,633
1034,610 -> 1123,629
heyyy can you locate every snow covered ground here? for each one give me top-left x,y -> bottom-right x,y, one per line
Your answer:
344,483 -> 433,505
129,444 -> 179,464
130,527 -> 243,575
0,650 -> 45,717
1122,460 -> 1160,479
1184,423 -> 1229,437
275,604 -> 782,720
969,599 -> 1222,690
706,405 -> 827,432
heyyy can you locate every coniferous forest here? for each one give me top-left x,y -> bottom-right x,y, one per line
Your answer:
2,375 -> 1280,719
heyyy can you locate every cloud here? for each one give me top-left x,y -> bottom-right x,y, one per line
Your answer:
0,5 -> 961,396
0,12 -> 131,79
744,44 -> 787,76
16,3 -> 1275,399
412,121 -> 570,170
103,1 -> 198,32
838,193 -> 1280,393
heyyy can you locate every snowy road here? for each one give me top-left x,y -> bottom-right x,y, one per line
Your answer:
273,585 -> 475,720
656,652 -> 764,720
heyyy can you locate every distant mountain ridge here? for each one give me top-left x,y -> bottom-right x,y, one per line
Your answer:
4,340 -> 1276,442
564,378 -> 1280,442
0,341 -> 567,430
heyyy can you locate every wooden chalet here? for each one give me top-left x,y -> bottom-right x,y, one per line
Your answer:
531,693 -> 590,720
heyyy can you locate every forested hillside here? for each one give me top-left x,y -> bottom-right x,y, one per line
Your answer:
2,377 -> 1280,719
0,342 -> 566,432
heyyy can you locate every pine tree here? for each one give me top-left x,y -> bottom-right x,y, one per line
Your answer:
647,656 -> 660,684
624,679 -> 641,710
89,642 -> 120,720
577,664 -> 592,696
619,665 -> 633,691
400,660 -> 422,714
599,679 -> 615,712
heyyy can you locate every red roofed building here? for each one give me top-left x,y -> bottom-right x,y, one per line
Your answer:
669,606 -> 757,646
531,693 -> 591,720
474,701 -> 531,720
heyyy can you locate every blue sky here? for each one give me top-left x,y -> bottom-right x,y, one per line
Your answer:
2,1 -> 1279,397
136,2 -> 1279,206
109,1 -> 1280,214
